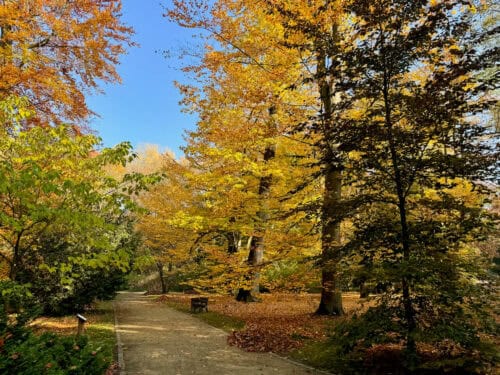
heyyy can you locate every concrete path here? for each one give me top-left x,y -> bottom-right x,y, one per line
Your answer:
114,292 -> 322,375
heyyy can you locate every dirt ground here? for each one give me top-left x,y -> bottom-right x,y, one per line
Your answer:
114,291 -> 328,375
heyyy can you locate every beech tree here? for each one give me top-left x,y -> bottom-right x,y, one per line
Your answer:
167,0 -> 319,299
257,0 -> 349,315
133,147 -> 198,294
0,0 -> 133,125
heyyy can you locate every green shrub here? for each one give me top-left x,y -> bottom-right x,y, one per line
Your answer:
17,262 -> 129,316
0,281 -> 40,331
0,281 -> 111,374
320,302 -> 498,374
48,267 -> 128,315
0,332 -> 109,374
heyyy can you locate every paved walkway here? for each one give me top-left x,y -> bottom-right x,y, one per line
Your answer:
114,292 -> 322,375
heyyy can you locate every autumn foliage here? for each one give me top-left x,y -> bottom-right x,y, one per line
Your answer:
0,0 -> 498,374
0,0 -> 133,125
157,0 -> 499,373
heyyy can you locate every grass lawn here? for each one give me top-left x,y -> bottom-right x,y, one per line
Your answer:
154,295 -> 246,332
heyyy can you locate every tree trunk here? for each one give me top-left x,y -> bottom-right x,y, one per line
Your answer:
383,68 -> 417,367
8,263 -> 17,282
236,289 -> 253,302
316,167 -> 344,315
157,261 -> 168,294
236,234 -> 265,302
237,109 -> 276,302
8,232 -> 23,282
359,281 -> 370,298
226,231 -> 239,254
250,235 -> 264,290
315,24 -> 344,316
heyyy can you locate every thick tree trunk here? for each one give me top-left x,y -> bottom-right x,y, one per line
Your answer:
249,235 -> 264,290
316,168 -> 344,315
315,25 -> 344,315
237,236 -> 265,302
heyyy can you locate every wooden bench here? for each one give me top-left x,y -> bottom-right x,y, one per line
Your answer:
190,297 -> 208,313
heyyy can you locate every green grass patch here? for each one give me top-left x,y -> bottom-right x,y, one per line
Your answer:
194,311 -> 245,332
289,340 -> 336,371
85,300 -> 116,365
163,301 -> 245,332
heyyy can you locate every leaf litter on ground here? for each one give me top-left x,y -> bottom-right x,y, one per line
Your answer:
157,292 -> 364,354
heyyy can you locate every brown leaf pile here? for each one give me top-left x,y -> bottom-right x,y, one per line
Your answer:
157,292 -> 363,354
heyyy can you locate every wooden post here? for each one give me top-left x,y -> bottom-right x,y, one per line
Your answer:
76,314 -> 87,336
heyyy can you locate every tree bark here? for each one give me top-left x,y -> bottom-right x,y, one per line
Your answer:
157,261 -> 168,294
315,22 -> 344,316
316,168 -> 344,315
226,231 -> 239,254
237,110 -> 276,302
8,232 -> 23,281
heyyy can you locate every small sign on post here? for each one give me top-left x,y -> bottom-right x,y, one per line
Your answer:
76,314 -> 87,336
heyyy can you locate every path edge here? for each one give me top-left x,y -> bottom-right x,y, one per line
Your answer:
268,352 -> 335,375
113,300 -> 126,375
160,299 -> 335,375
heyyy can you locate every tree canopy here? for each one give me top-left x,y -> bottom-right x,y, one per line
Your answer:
0,0 -> 498,373
162,0 -> 498,372
0,0 -> 133,125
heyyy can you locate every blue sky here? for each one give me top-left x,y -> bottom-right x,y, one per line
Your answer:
88,0 -> 198,156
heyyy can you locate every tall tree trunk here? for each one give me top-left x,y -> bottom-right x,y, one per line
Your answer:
237,109 -> 276,303
382,68 -> 417,367
156,261 -> 167,294
226,231 -> 239,254
315,25 -> 344,315
8,232 -> 23,282
316,167 -> 344,315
